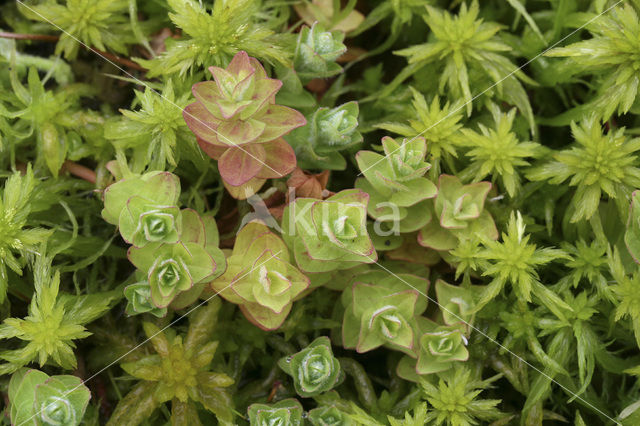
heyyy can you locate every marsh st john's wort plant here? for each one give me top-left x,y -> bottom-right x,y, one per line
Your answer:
4,1 -> 640,424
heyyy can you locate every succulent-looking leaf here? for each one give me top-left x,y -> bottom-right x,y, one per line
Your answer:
355,136 -> 437,236
247,398 -> 304,426
397,319 -> 469,381
294,0 -> 364,32
278,336 -> 343,397
341,271 -> 428,354
102,171 -> 181,226
294,22 -> 347,81
9,368 -> 91,426
183,51 -> 305,198
288,102 -> 363,171
282,190 -> 377,273
418,175 -> 497,251
124,282 -> 168,318
308,404 -> 354,426
118,197 -> 182,248
129,241 -> 216,308
210,222 -> 308,330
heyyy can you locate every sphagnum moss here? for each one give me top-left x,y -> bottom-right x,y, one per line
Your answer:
1,1 -> 640,425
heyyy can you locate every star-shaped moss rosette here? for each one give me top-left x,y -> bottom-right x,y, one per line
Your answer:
282,189 -> 377,273
128,209 -> 225,309
287,102 -> 363,171
356,136 -> 437,241
9,368 -> 91,426
341,271 -> 428,354
210,222 -> 309,330
294,22 -> 347,82
278,336 -> 343,397
396,318 -> 469,382
182,51 -> 306,199
247,398 -> 304,426
102,171 -> 182,247
418,174 -> 497,251
108,301 -> 234,425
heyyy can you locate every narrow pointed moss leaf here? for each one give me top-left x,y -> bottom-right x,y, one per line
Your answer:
626,191 -> 640,263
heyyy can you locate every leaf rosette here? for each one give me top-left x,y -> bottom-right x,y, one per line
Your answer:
356,136 -> 437,235
278,336 -> 343,397
9,368 -> 91,426
294,22 -> 347,81
118,197 -> 182,248
282,189 -> 377,273
101,171 -> 180,226
308,405 -> 353,426
183,51 -> 305,198
248,398 -> 304,426
397,319 -> 469,381
210,222 -> 309,330
418,174 -> 497,251
288,102 -> 363,170
129,210 -> 224,308
102,171 -> 184,247
341,271 -> 428,353
124,281 -> 168,318
434,279 -> 479,328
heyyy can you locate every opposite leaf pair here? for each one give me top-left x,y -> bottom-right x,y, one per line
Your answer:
210,222 -> 308,330
183,51 -> 306,199
102,171 -> 225,312
9,368 -> 91,426
356,136 -> 437,246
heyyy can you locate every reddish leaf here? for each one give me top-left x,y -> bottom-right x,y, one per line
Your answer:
183,102 -> 222,146
217,119 -> 265,146
218,144 -> 266,186
257,105 -> 307,142
256,138 -> 297,179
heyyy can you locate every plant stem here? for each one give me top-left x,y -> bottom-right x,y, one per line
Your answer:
0,31 -> 59,41
62,161 -> 97,184
89,48 -> 148,72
